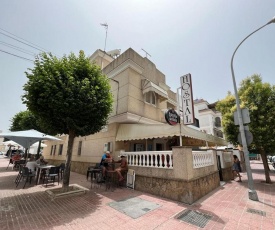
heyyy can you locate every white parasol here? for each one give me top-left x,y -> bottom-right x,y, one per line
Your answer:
0,129 -> 61,149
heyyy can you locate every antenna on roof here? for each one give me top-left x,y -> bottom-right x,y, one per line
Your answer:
100,23 -> 108,70
100,23 -> 108,52
141,48 -> 151,58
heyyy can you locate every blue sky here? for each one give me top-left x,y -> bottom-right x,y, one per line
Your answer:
1,0 -> 275,132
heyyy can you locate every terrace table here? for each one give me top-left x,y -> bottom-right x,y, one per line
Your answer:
35,164 -> 55,185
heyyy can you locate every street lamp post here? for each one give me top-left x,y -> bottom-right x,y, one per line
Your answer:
231,17 -> 275,201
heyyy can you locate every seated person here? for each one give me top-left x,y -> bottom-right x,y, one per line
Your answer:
36,155 -> 48,165
12,152 -> 22,169
100,151 -> 113,179
114,154 -> 128,182
12,152 -> 21,162
26,155 -> 38,173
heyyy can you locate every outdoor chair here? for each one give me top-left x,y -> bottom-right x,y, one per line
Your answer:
43,166 -> 60,187
6,158 -> 13,170
15,167 -> 35,189
13,159 -> 26,170
14,164 -> 24,185
59,163 -> 65,180
87,163 -> 101,181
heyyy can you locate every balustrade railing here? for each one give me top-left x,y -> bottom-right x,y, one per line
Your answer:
192,150 -> 214,168
125,151 -> 173,169
123,150 -> 215,169
224,152 -> 232,163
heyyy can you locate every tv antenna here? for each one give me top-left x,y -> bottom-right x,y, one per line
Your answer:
141,48 -> 151,58
100,23 -> 108,52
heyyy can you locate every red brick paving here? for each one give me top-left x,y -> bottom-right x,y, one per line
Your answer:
0,158 -> 274,230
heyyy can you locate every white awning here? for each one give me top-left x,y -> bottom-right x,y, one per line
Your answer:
116,123 -> 227,146
142,80 -> 168,99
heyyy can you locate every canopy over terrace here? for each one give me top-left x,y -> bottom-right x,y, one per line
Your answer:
116,124 -> 227,146
0,129 -> 61,149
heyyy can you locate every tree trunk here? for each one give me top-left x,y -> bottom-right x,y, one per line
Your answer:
62,129 -> 75,191
260,149 -> 271,183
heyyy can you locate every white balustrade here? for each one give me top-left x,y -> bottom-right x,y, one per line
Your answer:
123,150 -> 215,170
125,151 -> 173,169
192,150 -> 214,168
224,152 -> 232,162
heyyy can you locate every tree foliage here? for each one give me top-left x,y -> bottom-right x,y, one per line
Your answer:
10,110 -> 41,131
216,74 -> 275,183
238,75 -> 275,153
22,51 -> 113,189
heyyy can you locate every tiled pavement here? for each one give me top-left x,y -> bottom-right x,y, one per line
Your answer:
0,157 -> 274,230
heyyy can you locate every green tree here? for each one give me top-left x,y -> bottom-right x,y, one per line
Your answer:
217,75 -> 275,183
22,51 -> 113,190
10,110 -> 41,131
10,110 -> 45,159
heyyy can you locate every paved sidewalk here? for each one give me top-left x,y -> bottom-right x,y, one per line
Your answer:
0,158 -> 274,230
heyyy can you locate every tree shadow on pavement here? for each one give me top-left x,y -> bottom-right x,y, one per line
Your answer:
0,189 -> 102,229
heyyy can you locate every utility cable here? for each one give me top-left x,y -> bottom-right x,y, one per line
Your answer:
0,40 -> 36,56
0,27 -> 49,52
0,49 -> 34,62
0,31 -> 46,53
0,28 -> 62,58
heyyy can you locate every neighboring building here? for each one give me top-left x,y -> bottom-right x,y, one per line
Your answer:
42,48 -> 227,172
193,99 -> 223,138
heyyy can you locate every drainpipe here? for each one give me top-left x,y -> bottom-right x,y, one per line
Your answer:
110,78 -> 119,115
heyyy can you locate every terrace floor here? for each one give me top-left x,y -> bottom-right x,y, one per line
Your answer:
0,157 -> 274,230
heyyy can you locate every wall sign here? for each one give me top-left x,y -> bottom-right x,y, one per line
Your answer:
180,73 -> 195,124
165,109 -> 180,126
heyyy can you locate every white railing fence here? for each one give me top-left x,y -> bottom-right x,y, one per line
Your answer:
192,150 -> 214,168
224,152 -> 232,163
123,150 -> 215,169
125,151 -> 173,169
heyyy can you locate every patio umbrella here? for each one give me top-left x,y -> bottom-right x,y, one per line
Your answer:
2,140 -> 22,147
0,129 -> 61,149
31,141 -> 47,147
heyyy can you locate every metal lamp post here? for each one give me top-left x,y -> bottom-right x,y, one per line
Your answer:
231,17 -> 275,201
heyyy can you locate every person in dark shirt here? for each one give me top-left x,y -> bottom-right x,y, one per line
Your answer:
232,155 -> 242,182
100,151 -> 112,178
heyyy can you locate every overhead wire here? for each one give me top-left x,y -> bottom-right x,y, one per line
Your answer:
0,27 -> 61,58
0,40 -> 36,56
0,31 -> 46,53
0,27 -> 49,53
0,49 -> 34,62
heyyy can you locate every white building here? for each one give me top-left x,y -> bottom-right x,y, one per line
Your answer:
193,99 -> 223,138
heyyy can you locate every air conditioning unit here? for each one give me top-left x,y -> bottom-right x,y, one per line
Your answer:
103,142 -> 113,152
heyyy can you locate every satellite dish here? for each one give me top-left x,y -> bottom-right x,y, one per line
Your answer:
106,49 -> 121,58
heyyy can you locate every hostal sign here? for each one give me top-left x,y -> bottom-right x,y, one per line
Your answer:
165,109 -> 179,126
180,73 -> 195,124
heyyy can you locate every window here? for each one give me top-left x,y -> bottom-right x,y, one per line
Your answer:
145,91 -> 156,105
215,117 -> 221,127
78,141 -> 82,156
53,145 -> 56,155
194,118 -> 200,128
50,146 -> 54,155
58,144 -> 63,155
